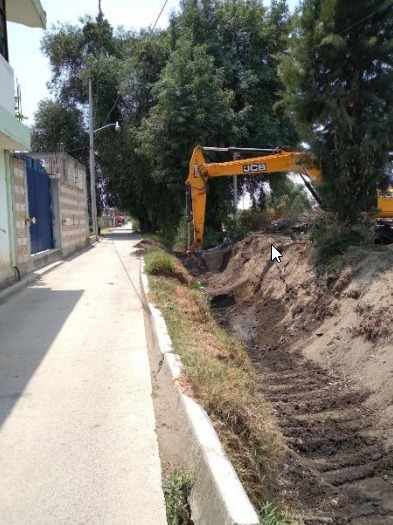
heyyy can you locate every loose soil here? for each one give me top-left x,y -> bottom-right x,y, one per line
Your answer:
185,233 -> 393,524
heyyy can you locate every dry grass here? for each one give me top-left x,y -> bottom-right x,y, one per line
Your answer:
146,250 -> 286,512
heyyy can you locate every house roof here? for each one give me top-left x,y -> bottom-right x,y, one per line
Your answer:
6,0 -> 46,29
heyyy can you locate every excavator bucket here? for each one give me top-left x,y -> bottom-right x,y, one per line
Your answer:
196,244 -> 232,273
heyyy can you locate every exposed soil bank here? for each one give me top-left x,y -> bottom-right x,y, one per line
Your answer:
192,233 -> 393,524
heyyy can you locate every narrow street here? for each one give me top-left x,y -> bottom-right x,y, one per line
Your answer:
0,228 -> 167,524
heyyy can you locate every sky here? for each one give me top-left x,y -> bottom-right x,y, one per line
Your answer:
7,0 -> 298,125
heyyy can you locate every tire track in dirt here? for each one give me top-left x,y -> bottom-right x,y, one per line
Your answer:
189,233 -> 393,523
244,338 -> 393,523
207,295 -> 393,523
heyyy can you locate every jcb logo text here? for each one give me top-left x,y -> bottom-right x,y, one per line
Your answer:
243,164 -> 266,173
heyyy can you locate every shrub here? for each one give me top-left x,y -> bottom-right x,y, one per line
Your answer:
144,249 -> 190,284
238,209 -> 269,232
173,216 -> 189,252
309,214 -> 375,264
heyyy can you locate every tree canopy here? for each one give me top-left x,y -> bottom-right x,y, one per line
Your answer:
31,0 -> 299,237
278,0 -> 393,223
31,99 -> 88,163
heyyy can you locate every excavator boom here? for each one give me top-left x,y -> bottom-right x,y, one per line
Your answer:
186,145 -> 393,252
186,145 -> 321,251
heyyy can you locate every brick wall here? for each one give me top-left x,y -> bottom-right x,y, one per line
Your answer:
59,181 -> 89,256
30,153 -> 87,191
12,158 -> 30,267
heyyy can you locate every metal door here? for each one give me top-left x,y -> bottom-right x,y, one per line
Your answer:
24,156 -> 53,254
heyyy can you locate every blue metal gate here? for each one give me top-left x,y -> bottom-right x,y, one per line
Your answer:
24,156 -> 54,254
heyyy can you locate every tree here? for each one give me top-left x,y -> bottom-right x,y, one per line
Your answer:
171,0 -> 297,198
39,15 -> 131,215
98,29 -> 169,231
34,2 -> 300,236
278,0 -> 393,224
31,99 -> 88,163
267,175 -> 311,213
137,31 -> 237,233
41,16 -> 123,117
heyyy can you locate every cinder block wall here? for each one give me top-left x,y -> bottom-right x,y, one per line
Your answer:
59,181 -> 89,257
12,158 -> 32,275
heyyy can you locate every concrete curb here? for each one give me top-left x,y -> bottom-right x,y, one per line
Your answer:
140,266 -> 259,525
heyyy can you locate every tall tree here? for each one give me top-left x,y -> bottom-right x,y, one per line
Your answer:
138,30 -> 237,232
39,14 -> 130,213
278,0 -> 393,223
31,99 -> 88,163
35,2 -> 300,235
168,0 -> 298,220
99,29 -> 169,231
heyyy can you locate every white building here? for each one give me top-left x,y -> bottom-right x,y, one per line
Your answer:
0,0 -> 46,287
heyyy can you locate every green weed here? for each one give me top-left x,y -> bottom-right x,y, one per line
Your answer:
258,501 -> 289,525
163,471 -> 194,525
309,214 -> 375,266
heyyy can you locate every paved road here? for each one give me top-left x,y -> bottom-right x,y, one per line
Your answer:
0,228 -> 167,524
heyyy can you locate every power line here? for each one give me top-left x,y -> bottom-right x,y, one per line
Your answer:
101,0 -> 171,127
338,3 -> 391,36
152,0 -> 170,32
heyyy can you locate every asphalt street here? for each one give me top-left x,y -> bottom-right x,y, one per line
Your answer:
0,227 -> 166,524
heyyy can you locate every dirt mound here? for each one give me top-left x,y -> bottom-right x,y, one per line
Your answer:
134,238 -> 164,256
201,233 -> 393,523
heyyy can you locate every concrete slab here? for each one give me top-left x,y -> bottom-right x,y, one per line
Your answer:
0,228 -> 166,524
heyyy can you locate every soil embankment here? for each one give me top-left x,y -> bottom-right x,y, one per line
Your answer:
197,233 -> 393,524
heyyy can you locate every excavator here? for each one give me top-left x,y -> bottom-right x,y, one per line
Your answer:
185,145 -> 393,254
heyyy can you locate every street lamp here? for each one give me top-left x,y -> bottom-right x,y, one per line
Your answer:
89,77 -> 120,237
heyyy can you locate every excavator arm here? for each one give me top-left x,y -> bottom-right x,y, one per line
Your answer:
185,145 -> 321,251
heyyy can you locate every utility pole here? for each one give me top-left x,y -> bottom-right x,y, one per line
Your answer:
89,77 -> 97,238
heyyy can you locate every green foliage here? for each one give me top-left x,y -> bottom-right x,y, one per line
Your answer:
41,16 -> 123,111
203,226 -> 227,249
173,216 -> 189,252
239,208 -> 269,232
267,176 -> 311,215
309,214 -> 376,265
163,471 -> 194,525
144,249 -> 176,275
36,1 -> 298,234
236,177 -> 311,236
37,15 -> 127,212
278,1 -> 393,223
137,31 -> 237,231
166,0 -> 297,230
258,501 -> 288,525
144,249 -> 189,283
104,30 -> 170,231
31,99 -> 88,163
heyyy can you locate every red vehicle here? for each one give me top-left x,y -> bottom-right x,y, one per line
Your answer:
115,215 -> 125,226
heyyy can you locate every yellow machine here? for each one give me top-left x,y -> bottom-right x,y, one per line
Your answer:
378,188 -> 393,218
185,145 -> 393,251
185,145 -> 321,251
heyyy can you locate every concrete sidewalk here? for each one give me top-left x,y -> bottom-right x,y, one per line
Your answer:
0,228 -> 166,524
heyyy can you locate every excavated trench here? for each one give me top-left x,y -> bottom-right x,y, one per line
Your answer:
211,298 -> 393,524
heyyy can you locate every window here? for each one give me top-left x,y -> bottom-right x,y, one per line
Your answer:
0,0 -> 8,61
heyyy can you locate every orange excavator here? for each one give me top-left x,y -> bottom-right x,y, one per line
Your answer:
185,145 -> 393,252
